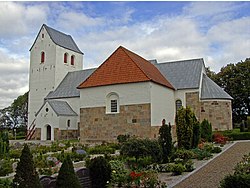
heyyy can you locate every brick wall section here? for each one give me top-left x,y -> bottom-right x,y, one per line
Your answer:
80,103 -> 161,143
32,128 -> 41,140
186,92 -> 232,131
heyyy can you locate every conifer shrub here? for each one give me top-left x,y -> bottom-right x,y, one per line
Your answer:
56,155 -> 81,188
87,156 -> 111,188
192,117 -> 201,148
200,119 -> 212,142
13,144 -> 42,188
176,107 -> 194,149
159,121 -> 173,163
0,131 -> 9,157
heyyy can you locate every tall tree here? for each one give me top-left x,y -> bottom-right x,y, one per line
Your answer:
211,58 -> 250,123
13,144 -> 41,188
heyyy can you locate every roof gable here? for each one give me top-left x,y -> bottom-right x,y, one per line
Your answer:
48,100 -> 78,116
78,46 -> 174,89
30,24 -> 83,54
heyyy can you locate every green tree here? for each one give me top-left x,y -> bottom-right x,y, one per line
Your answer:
13,144 -> 41,188
159,119 -> 173,162
176,107 -> 194,149
56,155 -> 81,188
200,119 -> 212,142
192,116 -> 201,148
87,156 -> 111,188
209,58 -> 250,124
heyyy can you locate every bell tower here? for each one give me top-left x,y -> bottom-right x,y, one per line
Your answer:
28,24 -> 83,130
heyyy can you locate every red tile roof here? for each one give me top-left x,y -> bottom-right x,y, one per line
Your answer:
77,46 -> 174,89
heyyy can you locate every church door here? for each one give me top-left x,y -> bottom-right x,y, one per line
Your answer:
46,125 -> 51,140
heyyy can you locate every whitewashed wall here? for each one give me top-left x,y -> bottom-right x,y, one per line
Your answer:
174,89 -> 199,109
150,83 -> 175,126
80,82 -> 151,108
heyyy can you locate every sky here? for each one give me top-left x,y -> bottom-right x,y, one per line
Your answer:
0,1 -> 249,109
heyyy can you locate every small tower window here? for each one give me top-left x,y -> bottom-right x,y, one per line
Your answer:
71,55 -> 75,65
176,99 -> 182,111
41,51 -> 45,63
64,53 -> 68,63
67,120 -> 70,127
42,33 -> 44,38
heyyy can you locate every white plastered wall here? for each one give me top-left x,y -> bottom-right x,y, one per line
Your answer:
174,88 -> 199,110
80,82 -> 151,108
150,83 -> 175,126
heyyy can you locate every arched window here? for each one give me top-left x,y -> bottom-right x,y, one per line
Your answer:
67,120 -> 70,127
71,55 -> 75,65
64,53 -> 68,63
176,99 -> 182,111
41,51 -> 45,63
106,93 -> 119,113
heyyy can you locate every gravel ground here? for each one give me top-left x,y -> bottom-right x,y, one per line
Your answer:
171,141 -> 250,188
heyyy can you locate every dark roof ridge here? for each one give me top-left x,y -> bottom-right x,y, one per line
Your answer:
158,58 -> 204,65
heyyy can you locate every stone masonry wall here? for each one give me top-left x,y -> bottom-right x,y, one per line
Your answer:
32,128 -> 41,140
186,92 -> 232,131
54,128 -> 78,140
80,103 -> 162,143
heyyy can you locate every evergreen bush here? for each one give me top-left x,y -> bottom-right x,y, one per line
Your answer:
13,144 -> 42,188
176,107 -> 194,149
87,156 -> 111,188
200,119 -> 212,142
159,120 -> 173,163
192,117 -> 201,148
0,131 -> 9,157
56,155 -> 81,188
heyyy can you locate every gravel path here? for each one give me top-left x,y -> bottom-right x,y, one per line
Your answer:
172,141 -> 250,188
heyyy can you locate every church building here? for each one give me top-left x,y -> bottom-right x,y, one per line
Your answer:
27,24 -> 233,142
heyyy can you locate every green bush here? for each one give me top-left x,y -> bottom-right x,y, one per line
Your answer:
185,160 -> 195,172
171,163 -> 186,175
191,148 -> 212,160
173,149 -> 195,162
176,107 -> 195,149
192,121 -> 201,148
117,134 -> 130,144
87,145 -> 115,155
220,174 -> 250,188
87,156 -> 111,188
200,119 -> 212,142
9,149 -> 22,159
121,138 -> 162,163
159,121 -> 173,163
109,160 -> 128,187
0,159 -> 13,176
211,146 -> 222,153
0,178 -> 12,188
56,155 -> 81,188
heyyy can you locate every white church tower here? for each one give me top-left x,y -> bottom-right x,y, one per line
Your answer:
27,24 -> 83,138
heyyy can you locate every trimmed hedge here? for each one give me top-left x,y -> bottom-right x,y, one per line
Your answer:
220,129 -> 250,140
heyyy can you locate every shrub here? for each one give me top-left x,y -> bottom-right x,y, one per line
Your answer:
185,160 -> 195,172
56,155 -> 81,188
213,133 -> 228,145
9,149 -> 22,159
87,145 -> 115,155
117,134 -> 130,144
13,144 -> 42,188
121,138 -> 162,162
0,178 -> 12,188
220,174 -> 250,188
87,156 -> 111,188
200,119 -> 212,142
109,160 -> 128,187
192,121 -> 201,148
192,148 -> 212,160
0,131 -> 9,157
173,149 -> 195,162
211,146 -> 222,153
176,107 -> 195,149
159,121 -> 173,163
171,163 -> 186,175
0,159 -> 13,176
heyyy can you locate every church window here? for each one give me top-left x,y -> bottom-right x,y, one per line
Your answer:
67,120 -> 70,127
71,55 -> 75,65
41,51 -> 45,63
64,53 -> 68,63
176,99 -> 182,111
42,33 -> 44,38
106,93 -> 119,113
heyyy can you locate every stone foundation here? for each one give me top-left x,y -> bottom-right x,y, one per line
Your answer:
31,128 -> 41,140
186,92 -> 232,130
80,103 -> 162,143
54,128 -> 78,140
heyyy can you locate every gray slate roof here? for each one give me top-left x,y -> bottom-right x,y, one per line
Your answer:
46,68 -> 95,99
30,24 -> 83,54
48,100 -> 77,116
201,74 -> 233,100
156,58 -> 204,89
